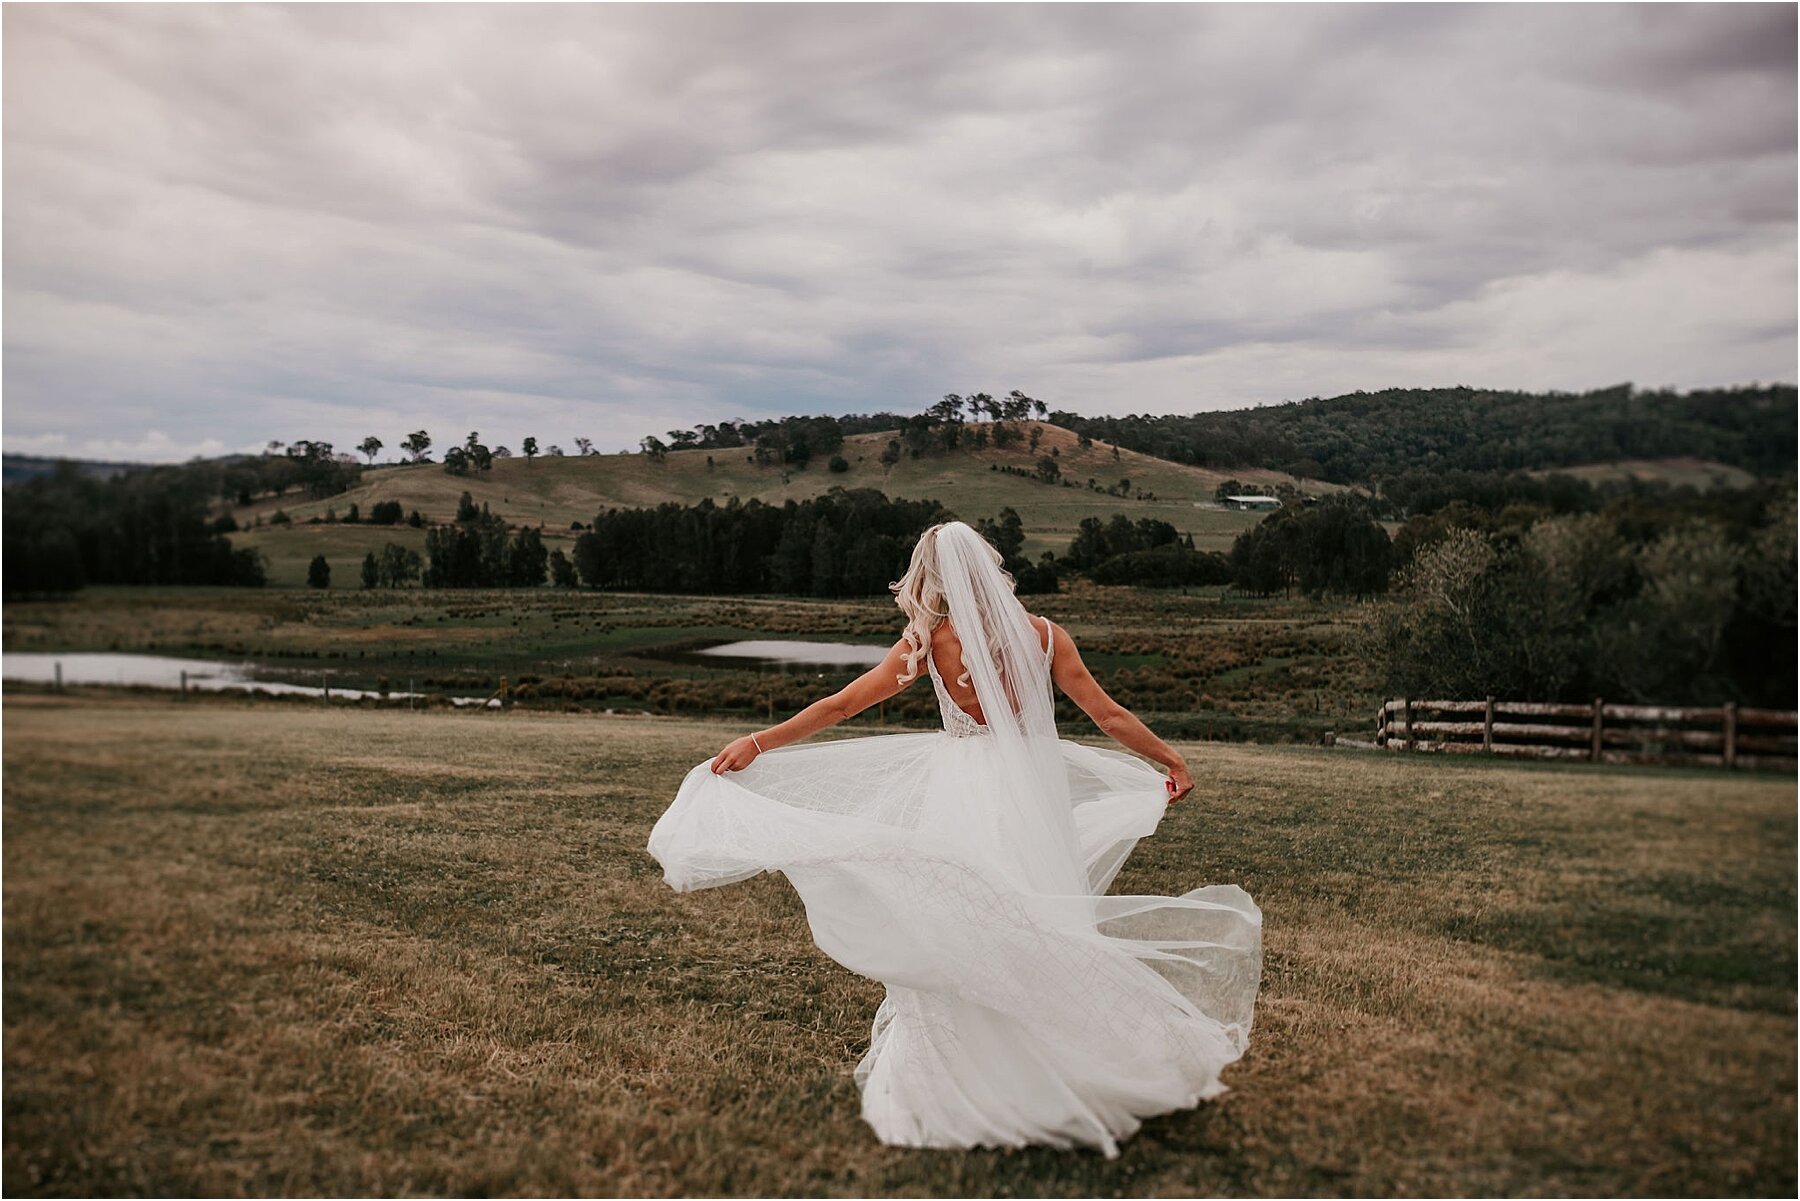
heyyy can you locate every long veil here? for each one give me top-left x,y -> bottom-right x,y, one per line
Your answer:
929,522 -> 1087,895
647,520 -> 1262,1156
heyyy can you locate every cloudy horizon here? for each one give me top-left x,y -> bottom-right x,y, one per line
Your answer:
4,2 -> 1795,464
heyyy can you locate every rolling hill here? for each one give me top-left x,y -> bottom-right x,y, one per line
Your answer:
228,423 -> 1346,585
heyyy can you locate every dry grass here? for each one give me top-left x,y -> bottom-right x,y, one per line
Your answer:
4,694 -> 1792,1197
1522,456 -> 1760,492
233,424 -> 1333,560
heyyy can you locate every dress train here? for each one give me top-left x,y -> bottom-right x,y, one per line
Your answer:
648,639 -> 1261,1157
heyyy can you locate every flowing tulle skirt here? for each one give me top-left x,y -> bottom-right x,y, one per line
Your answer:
646,730 -> 1262,1158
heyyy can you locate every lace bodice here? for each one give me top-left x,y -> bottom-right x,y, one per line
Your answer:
925,624 -> 1055,738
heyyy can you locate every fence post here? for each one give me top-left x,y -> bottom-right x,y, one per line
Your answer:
54,661 -> 63,693
323,674 -> 330,707
1403,698 -> 1414,751
1723,702 -> 1738,770
1375,704 -> 1387,747
1591,697 -> 1603,763
179,669 -> 187,697
1483,695 -> 1494,753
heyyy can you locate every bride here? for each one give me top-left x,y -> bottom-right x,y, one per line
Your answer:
647,520 -> 1262,1158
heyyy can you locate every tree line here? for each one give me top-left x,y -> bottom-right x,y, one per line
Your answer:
1046,383 -> 1796,483
339,380 -> 1795,495
4,461 -> 265,594
570,489 -> 950,595
418,494 -> 553,587
1360,481 -> 1796,707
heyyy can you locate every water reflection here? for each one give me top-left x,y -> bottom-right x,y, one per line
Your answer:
1,652 -> 496,705
668,639 -> 891,672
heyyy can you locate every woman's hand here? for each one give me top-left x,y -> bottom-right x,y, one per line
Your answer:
710,734 -> 763,775
1164,760 -> 1194,805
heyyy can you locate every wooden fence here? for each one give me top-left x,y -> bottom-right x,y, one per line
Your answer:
1370,697 -> 1797,772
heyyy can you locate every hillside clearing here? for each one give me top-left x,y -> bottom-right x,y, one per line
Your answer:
230,424 -> 1340,560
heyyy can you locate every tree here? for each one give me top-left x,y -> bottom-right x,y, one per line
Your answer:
522,436 -> 539,464
641,435 -> 669,462
456,491 -> 479,523
306,554 -> 331,589
506,527 -> 549,586
442,446 -> 470,475
546,445 -> 565,457
879,440 -> 902,475
377,542 -> 422,588
828,454 -> 850,474
360,552 -> 380,590
574,437 -> 593,456
549,548 -> 577,587
402,430 -> 432,463
359,436 -> 383,465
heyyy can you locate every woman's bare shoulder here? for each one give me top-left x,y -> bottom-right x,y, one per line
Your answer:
1027,613 -> 1061,653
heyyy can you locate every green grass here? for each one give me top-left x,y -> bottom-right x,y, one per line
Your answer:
4,694 -> 1793,1196
2,585 -> 1389,745
229,524 -> 438,589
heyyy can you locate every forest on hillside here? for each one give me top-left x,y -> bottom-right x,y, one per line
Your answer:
1045,383 -> 1796,482
620,383 -> 1795,486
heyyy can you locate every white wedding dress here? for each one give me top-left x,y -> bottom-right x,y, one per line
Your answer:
647,528 -> 1261,1158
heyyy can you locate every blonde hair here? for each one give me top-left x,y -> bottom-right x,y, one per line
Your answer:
889,521 -> 1015,687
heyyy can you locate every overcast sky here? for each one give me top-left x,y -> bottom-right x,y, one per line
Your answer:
4,2 -> 1795,462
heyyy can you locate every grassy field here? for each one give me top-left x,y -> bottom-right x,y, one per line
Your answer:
230,424 -> 1337,562
4,694 -> 1792,1197
1523,456 -> 1761,492
2,585 -> 1381,745
212,439 -> 1754,587
228,524 -> 436,590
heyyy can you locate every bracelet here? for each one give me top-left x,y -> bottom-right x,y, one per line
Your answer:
751,732 -> 764,753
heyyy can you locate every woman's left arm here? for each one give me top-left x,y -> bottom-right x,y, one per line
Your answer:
710,637 -> 917,773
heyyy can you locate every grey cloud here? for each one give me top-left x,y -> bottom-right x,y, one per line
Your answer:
3,2 -> 1793,461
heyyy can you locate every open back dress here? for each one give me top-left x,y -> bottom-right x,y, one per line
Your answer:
646,619 -> 1262,1158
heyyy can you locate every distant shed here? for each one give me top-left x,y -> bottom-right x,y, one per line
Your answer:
1223,494 -> 1283,511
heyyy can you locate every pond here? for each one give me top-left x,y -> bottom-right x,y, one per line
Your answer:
658,639 -> 892,672
1,652 -> 497,706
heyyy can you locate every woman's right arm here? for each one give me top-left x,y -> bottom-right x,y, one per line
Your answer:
1046,620 -> 1194,802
